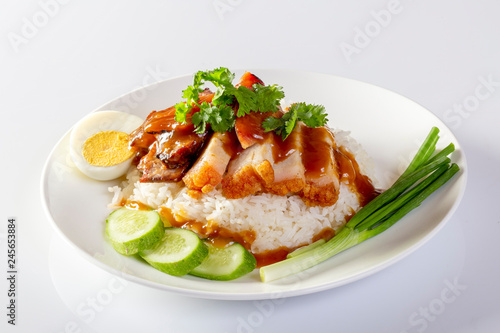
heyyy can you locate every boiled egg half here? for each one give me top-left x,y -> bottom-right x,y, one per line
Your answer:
70,110 -> 144,181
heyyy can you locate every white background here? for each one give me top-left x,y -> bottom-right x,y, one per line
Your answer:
2,0 -> 500,332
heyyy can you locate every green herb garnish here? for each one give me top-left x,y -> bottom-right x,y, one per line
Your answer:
174,67 -> 327,138
259,127 -> 460,282
262,102 -> 328,140
191,102 -> 234,134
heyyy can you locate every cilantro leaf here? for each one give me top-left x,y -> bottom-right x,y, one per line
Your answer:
212,86 -> 235,107
175,67 -> 324,138
174,101 -> 191,124
262,102 -> 328,140
294,103 -> 328,128
254,84 -> 285,113
231,86 -> 257,117
182,85 -> 202,106
176,67 -> 235,124
262,116 -> 284,136
191,102 -> 235,134
199,67 -> 235,88
231,84 -> 284,117
262,108 -> 297,140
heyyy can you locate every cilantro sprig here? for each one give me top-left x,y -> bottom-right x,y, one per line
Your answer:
232,84 -> 285,117
191,102 -> 234,134
263,103 -> 328,140
175,67 -> 237,133
174,67 -> 328,138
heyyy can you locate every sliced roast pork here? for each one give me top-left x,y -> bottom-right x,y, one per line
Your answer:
137,141 -> 186,182
222,133 -> 275,199
264,123 -> 306,196
129,72 -> 344,207
233,72 -> 267,149
129,89 -> 214,156
183,131 -> 240,193
132,89 -> 214,182
299,126 -> 340,207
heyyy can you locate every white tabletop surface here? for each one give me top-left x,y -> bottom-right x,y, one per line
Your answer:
2,1 -> 500,332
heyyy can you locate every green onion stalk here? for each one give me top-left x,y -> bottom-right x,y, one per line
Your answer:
260,127 -> 460,283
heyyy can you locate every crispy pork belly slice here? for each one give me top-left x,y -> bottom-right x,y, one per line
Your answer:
183,131 -> 237,193
264,125 -> 306,196
299,126 -> 340,207
137,141 -> 186,182
222,135 -> 275,199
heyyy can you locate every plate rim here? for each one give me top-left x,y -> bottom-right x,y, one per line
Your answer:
40,69 -> 468,300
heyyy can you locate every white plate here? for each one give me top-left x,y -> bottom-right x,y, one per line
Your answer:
41,69 -> 467,300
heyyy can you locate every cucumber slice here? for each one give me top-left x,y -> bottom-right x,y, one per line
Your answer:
190,242 -> 257,281
140,228 -> 208,276
106,207 -> 164,255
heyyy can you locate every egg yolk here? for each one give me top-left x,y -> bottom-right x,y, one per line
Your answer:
82,131 -> 133,167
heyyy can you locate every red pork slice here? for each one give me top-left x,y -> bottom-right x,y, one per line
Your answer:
183,131 -> 241,193
236,71 -> 264,89
234,111 -> 273,149
299,126 -> 340,207
233,72 -> 268,149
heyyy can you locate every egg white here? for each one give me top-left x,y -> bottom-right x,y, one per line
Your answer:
69,110 -> 144,181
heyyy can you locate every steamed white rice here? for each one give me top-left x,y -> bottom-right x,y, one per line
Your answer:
108,130 -> 377,254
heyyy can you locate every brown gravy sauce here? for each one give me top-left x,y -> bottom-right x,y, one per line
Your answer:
270,132 -> 297,163
125,126 -> 378,267
222,129 -> 244,159
254,248 -> 290,267
334,147 -> 380,206
269,126 -> 378,206
301,126 -> 333,179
